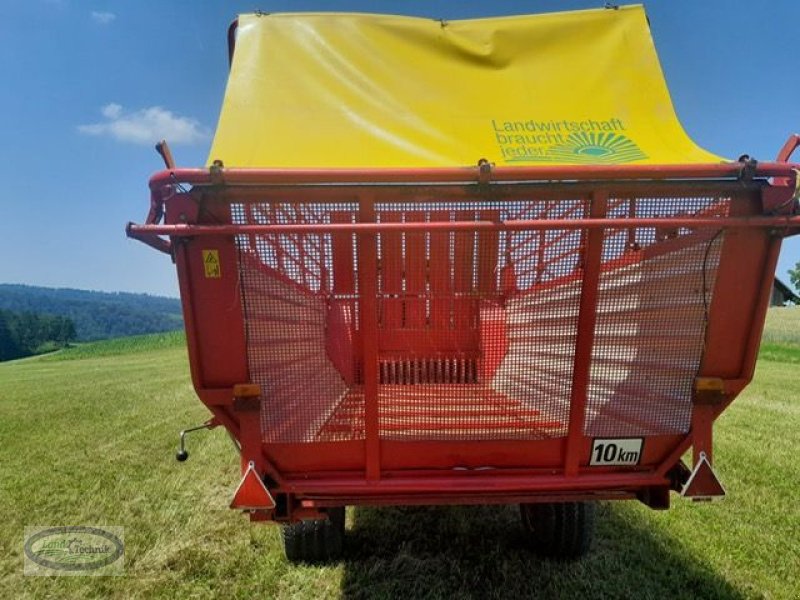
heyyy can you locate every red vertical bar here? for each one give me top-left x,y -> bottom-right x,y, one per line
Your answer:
269,203 -> 288,276
693,233 -> 780,468
626,198 -> 636,249
404,211 -> 426,328
453,210 -> 475,330
429,210 -> 451,329
735,234 -> 782,385
318,230 -> 329,293
243,204 -> 256,256
564,192 -> 608,476
690,404 -> 715,465
701,192 -> 775,379
174,243 -> 207,392
476,210 -> 500,296
476,209 -> 500,329
237,403 -> 266,474
379,211 -> 403,329
704,213 -> 783,466
535,202 -> 551,285
291,204 -> 308,289
331,211 -> 355,295
535,230 -> 547,284
358,196 -> 380,481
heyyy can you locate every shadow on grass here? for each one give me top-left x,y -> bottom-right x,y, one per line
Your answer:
340,503 -> 743,599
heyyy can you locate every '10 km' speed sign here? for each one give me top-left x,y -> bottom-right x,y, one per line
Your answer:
589,438 -> 644,466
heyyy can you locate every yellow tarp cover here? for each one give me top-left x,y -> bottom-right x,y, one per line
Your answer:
209,5 -> 723,168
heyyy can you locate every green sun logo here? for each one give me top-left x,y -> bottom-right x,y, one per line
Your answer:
546,132 -> 647,164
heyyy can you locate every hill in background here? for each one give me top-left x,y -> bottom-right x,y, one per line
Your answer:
0,284 -> 183,341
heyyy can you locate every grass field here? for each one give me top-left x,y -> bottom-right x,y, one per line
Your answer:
1,309 -> 799,598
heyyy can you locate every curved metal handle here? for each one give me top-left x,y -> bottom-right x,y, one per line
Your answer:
777,134 -> 800,163
176,418 -> 219,462
126,185 -> 172,254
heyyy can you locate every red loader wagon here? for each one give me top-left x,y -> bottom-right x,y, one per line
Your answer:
128,6 -> 800,561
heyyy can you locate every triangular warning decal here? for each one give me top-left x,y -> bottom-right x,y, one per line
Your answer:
230,462 -> 276,510
681,453 -> 725,500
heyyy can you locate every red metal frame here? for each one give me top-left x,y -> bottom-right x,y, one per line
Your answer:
147,161 -> 796,186
129,148 -> 800,520
563,192 -> 607,476
130,214 -> 800,237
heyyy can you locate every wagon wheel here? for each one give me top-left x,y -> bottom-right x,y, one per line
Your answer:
282,507 -> 345,563
519,501 -> 595,559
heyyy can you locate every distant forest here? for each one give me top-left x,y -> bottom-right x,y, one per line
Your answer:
0,284 -> 183,342
0,309 -> 76,361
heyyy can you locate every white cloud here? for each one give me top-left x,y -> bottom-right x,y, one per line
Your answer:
101,102 -> 122,119
91,11 -> 116,25
78,103 -> 209,145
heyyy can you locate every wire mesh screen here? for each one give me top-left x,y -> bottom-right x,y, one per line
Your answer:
584,196 -> 728,436
365,201 -> 586,440
231,202 -> 359,443
231,194 -> 728,444
485,200 -> 588,440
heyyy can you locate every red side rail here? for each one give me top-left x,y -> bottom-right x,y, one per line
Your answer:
148,160 -> 797,187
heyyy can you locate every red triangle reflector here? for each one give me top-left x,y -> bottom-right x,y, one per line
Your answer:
681,453 -> 725,500
230,462 -> 276,510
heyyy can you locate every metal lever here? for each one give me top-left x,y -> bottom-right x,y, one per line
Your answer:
155,139 -> 176,169
176,419 -> 218,462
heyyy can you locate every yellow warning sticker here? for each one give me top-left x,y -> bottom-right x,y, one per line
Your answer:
202,249 -> 221,278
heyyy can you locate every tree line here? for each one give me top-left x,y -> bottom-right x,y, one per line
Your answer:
0,309 -> 77,361
0,284 -> 183,341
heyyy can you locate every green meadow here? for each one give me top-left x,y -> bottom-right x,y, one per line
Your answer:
1,309 -> 798,598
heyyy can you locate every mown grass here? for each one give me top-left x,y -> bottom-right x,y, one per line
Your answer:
39,330 -> 186,361
1,311 -> 799,598
761,306 -> 800,346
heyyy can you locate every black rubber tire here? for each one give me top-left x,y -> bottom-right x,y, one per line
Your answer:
519,501 -> 595,559
282,507 -> 345,563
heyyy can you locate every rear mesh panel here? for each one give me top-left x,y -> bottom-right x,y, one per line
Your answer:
585,197 -> 726,435
231,195 -> 728,443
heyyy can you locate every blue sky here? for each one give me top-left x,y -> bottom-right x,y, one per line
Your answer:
1,0 -> 798,298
